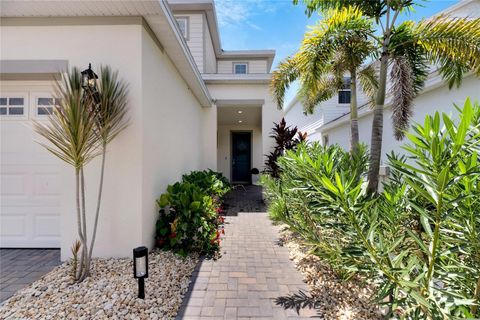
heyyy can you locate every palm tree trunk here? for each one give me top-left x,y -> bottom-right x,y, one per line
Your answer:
75,168 -> 86,281
79,168 -> 89,281
350,69 -> 359,153
366,53 -> 389,194
88,143 -> 107,266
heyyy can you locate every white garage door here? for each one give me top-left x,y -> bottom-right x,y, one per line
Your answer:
1,84 -> 61,248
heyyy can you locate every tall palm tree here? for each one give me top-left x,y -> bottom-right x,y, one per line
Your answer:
34,66 -> 129,282
271,6 -> 378,153
293,0 -> 480,193
33,68 -> 99,281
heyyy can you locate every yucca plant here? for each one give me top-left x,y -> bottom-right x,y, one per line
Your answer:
291,0 -> 480,193
34,66 -> 129,282
33,68 -> 99,281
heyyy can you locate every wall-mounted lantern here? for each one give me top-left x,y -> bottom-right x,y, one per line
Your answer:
80,63 -> 101,103
133,246 -> 148,299
81,63 -> 98,91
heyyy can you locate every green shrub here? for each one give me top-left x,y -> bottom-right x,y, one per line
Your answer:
155,170 -> 230,256
262,99 -> 480,318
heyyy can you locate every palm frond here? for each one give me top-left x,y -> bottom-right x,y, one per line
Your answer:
33,67 -> 100,168
390,56 -> 415,140
415,15 -> 480,88
390,21 -> 429,93
292,0 -> 385,19
270,57 -> 301,109
96,65 -> 129,143
298,75 -> 337,114
357,64 -> 378,107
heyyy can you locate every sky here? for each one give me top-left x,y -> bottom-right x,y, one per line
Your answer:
214,0 -> 460,106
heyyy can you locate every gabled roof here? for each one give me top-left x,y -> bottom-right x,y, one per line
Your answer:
0,0 -> 213,107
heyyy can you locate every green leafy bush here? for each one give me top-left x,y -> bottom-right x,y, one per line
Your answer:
262,99 -> 480,318
155,170 -> 230,256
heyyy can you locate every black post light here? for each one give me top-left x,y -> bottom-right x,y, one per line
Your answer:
80,63 -> 100,103
133,246 -> 148,299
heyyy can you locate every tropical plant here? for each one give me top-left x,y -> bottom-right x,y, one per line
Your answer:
33,66 -> 129,282
271,6 -> 378,152
264,118 -> 307,178
292,0 -> 480,193
262,98 -> 480,318
155,170 -> 230,256
33,68 -> 99,281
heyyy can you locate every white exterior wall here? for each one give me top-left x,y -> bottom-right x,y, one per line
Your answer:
1,23 -> 143,259
140,27 -> 211,248
175,13 -> 204,73
203,15 -> 217,74
323,75 -> 480,159
217,60 -> 268,74
1,21 -> 215,259
217,124 -> 262,180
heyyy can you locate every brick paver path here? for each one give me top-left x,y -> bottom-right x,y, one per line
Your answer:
0,249 -> 60,303
177,186 -> 315,319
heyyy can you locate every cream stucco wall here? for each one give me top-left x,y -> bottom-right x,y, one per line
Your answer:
1,20 -> 216,259
322,75 -> 480,160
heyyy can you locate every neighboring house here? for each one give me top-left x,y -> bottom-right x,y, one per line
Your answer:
0,0 -> 281,259
285,0 -> 480,158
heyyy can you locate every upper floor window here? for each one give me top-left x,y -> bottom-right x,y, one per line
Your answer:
233,63 -> 248,74
338,77 -> 351,104
175,17 -> 189,40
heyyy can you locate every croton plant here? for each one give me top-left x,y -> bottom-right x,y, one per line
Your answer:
155,170 -> 231,256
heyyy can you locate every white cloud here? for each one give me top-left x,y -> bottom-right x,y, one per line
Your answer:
215,0 -> 277,29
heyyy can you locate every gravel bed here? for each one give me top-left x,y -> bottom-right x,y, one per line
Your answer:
0,250 -> 198,320
281,230 -> 383,320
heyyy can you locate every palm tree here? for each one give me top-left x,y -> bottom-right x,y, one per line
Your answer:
33,68 -> 99,281
271,6 -> 378,153
34,66 -> 129,282
293,0 -> 480,193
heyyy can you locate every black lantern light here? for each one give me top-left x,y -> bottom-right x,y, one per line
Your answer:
81,63 -> 98,91
133,246 -> 148,299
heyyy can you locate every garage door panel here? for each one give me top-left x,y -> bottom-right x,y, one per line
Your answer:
34,214 -> 61,237
0,214 -> 27,237
1,87 -> 60,248
34,173 -> 61,196
1,173 -> 28,196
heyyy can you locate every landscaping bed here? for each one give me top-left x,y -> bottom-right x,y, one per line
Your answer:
0,250 -> 198,319
280,230 -> 383,320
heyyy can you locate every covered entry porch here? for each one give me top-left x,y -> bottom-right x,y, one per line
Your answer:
216,99 -> 263,184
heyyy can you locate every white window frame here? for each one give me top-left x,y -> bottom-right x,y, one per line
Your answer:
31,92 -> 60,119
0,92 -> 29,121
233,62 -> 248,74
338,77 -> 351,105
175,16 -> 189,40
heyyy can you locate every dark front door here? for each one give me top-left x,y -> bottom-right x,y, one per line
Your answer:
231,132 -> 252,184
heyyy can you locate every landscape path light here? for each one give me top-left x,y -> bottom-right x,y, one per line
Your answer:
133,246 -> 148,299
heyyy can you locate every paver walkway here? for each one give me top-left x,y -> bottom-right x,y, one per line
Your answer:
0,249 -> 60,303
177,186 -> 315,319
